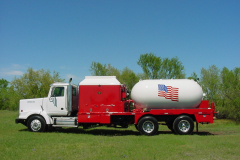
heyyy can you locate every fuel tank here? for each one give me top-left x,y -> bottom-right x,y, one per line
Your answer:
131,79 -> 203,110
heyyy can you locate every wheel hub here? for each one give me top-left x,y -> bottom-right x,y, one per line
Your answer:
30,119 -> 41,131
142,121 -> 154,133
178,120 -> 190,132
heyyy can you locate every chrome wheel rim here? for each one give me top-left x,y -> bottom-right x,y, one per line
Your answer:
142,121 -> 154,133
30,119 -> 41,131
178,120 -> 190,132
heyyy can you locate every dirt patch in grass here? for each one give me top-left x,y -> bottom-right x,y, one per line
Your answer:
211,131 -> 238,135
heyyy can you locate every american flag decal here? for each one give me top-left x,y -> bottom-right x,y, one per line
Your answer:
158,84 -> 179,102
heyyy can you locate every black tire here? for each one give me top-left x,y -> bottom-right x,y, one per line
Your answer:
27,116 -> 46,132
138,116 -> 159,136
173,115 -> 194,135
135,124 -> 139,131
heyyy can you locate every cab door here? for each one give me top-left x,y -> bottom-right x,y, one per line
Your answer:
46,86 -> 68,116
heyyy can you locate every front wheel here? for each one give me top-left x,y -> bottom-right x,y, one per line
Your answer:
27,116 -> 46,132
138,116 -> 159,136
173,115 -> 194,135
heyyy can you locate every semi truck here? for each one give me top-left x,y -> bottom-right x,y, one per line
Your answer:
15,76 -> 216,135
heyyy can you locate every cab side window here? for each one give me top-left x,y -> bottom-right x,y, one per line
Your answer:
72,87 -> 76,96
51,87 -> 64,97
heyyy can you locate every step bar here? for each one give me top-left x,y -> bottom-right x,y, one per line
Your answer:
52,117 -> 78,127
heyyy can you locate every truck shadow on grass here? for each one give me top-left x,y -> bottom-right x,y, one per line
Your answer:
19,128 -> 215,136
54,127 -> 215,136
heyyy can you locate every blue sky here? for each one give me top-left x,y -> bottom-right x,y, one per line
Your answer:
1,0 -> 239,84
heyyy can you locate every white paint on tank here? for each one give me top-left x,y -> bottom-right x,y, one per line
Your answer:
131,79 -> 203,109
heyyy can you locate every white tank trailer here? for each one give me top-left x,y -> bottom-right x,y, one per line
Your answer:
131,79 -> 204,110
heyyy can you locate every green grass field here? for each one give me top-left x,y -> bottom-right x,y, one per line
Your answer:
1,110 -> 240,160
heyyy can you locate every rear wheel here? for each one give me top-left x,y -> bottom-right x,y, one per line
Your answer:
27,116 -> 46,132
138,116 -> 158,136
173,115 -> 194,135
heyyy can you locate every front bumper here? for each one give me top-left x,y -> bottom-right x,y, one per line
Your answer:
15,118 -> 26,125
15,118 -> 20,124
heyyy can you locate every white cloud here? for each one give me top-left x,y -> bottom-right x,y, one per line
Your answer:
5,70 -> 24,76
0,64 -> 28,78
12,64 -> 21,69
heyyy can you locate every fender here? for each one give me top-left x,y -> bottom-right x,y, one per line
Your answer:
19,110 -> 53,125
39,111 -> 53,124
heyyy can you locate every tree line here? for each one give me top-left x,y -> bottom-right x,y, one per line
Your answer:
0,53 -> 239,122
0,68 -> 64,111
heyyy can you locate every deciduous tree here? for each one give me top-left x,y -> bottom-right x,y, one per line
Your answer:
0,79 -> 9,110
137,53 -> 185,79
90,62 -> 139,91
188,72 -> 198,80
11,68 -> 64,99
160,57 -> 185,79
220,67 -> 240,122
90,62 -> 108,76
137,53 -> 161,79
120,67 -> 139,91
199,65 -> 221,102
106,64 -> 121,80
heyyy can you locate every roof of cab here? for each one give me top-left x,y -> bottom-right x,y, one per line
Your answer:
50,82 -> 70,86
